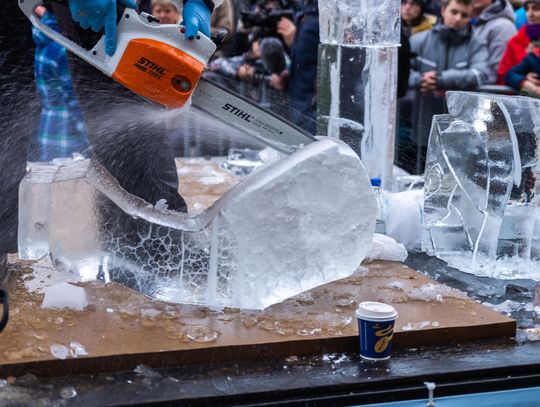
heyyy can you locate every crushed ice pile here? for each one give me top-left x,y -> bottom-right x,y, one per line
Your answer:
19,138 -> 377,309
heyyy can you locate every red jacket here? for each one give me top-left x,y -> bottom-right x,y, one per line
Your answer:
497,25 -> 531,85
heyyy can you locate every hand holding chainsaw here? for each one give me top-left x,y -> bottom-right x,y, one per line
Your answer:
68,0 -> 213,55
182,0 -> 213,39
68,0 -> 137,56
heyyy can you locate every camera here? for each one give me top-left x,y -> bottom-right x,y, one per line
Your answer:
240,8 -> 294,37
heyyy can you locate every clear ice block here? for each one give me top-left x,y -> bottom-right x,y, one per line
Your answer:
18,162 -> 58,259
423,91 -> 540,277
317,0 -> 400,187
19,138 -> 377,309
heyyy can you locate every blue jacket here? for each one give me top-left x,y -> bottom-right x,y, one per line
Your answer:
505,53 -> 540,90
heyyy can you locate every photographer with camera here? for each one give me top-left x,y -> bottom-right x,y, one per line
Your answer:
209,28 -> 289,86
209,0 -> 291,94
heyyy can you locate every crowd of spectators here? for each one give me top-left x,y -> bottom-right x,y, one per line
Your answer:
10,0 -> 540,173
397,0 -> 540,173
201,0 -> 540,173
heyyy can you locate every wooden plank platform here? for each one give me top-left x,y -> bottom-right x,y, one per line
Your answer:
0,258 -> 515,377
0,159 -> 515,377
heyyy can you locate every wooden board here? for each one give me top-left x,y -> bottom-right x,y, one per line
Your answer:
0,259 -> 515,377
0,159 -> 515,376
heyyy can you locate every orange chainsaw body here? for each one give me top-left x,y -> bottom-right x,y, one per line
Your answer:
112,38 -> 205,109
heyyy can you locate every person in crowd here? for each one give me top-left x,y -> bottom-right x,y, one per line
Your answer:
140,0 -> 233,37
269,0 -> 318,134
498,0 -> 540,83
409,0 -> 490,172
401,0 -> 437,38
426,0 -> 444,14
209,30 -> 289,84
150,0 -> 181,23
471,0 -> 517,82
504,38 -> 540,95
31,5 -> 88,161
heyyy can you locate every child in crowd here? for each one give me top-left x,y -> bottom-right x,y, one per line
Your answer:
498,0 -> 540,83
409,0 -> 490,171
150,0 -> 181,24
504,42 -> 540,96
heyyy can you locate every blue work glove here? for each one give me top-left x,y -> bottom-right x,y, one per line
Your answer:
182,0 -> 212,39
68,0 -> 138,56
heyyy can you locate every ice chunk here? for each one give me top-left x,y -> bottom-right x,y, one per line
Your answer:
20,138 -> 377,309
423,92 -> 540,277
69,341 -> 88,357
41,283 -> 88,311
365,233 -> 407,262
50,344 -> 69,360
154,199 -> 169,213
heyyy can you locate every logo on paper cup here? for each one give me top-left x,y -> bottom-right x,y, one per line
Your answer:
374,324 -> 394,354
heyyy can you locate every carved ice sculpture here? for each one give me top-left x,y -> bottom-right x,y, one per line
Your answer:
19,138 -> 377,309
422,91 -> 540,277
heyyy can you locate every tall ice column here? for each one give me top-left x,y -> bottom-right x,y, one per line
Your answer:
317,0 -> 400,187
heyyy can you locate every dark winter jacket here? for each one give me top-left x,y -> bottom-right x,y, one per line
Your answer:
409,23 -> 490,145
497,25 -> 538,84
505,53 -> 540,90
472,0 -> 517,83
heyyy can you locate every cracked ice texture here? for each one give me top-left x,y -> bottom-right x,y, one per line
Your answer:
422,91 -> 540,274
318,0 -> 400,45
19,138 -> 377,309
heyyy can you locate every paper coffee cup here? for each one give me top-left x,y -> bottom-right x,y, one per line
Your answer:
356,302 -> 398,360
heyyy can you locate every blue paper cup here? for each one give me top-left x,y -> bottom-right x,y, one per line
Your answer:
356,302 -> 398,361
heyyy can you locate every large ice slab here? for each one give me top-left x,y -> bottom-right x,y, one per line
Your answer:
19,138 -> 377,309
423,91 -> 540,277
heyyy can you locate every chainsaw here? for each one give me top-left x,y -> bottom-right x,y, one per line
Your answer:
19,0 -> 315,154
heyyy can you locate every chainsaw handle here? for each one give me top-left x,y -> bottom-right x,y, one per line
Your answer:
19,0 -> 117,75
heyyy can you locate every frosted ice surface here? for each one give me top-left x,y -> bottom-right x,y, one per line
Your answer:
41,283 -> 88,311
19,138 -> 377,309
318,0 -> 400,45
18,162 -> 58,260
423,91 -> 540,278
384,189 -> 423,251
